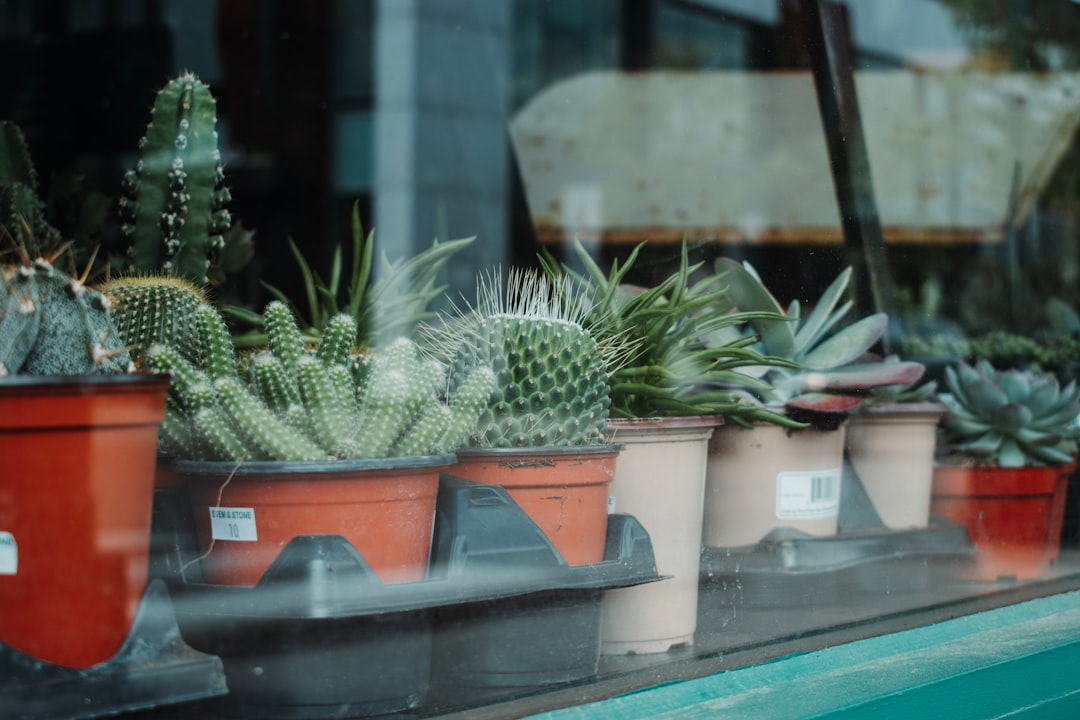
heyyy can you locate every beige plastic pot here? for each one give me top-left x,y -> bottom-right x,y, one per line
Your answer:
845,402 -> 946,529
703,422 -> 846,548
599,416 -> 718,655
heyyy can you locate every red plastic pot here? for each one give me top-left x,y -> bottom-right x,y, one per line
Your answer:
0,374 -> 169,668
178,455 -> 452,586
449,445 -> 620,566
931,463 -> 1072,581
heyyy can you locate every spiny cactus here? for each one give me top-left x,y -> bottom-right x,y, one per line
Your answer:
144,299 -> 494,461
105,273 -> 209,367
0,121 -> 62,250
939,360 -> 1080,468
0,252 -> 130,376
428,269 -> 612,448
118,72 -> 231,286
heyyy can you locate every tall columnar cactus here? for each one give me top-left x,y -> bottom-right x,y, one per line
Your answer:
0,121 -> 62,250
105,274 -> 209,367
430,269 -> 612,448
118,72 -> 231,286
143,299 -> 494,461
0,254 -> 130,376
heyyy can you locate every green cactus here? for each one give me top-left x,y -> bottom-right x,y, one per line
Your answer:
143,300 -> 494,461
0,122 -> 62,251
0,254 -> 130,376
429,269 -> 612,448
118,72 -> 231,286
939,360 -> 1080,468
105,274 -> 209,367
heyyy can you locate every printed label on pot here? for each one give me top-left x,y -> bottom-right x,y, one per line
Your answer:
775,469 -> 841,520
608,495 -> 616,514
209,507 -> 258,542
0,532 -> 16,575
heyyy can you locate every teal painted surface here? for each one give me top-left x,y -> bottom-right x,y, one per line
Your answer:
529,591 -> 1080,720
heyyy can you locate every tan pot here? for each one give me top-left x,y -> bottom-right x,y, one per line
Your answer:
703,422 -> 845,548
846,403 -> 946,529
599,416 -> 718,655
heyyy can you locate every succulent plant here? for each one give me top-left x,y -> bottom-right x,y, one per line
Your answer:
224,202 -> 473,349
712,259 -> 925,415
862,355 -> 940,406
425,268 -> 613,447
118,72 -> 232,286
144,299 -> 493,461
538,239 -> 804,427
0,249 -> 131,376
0,121 -> 62,251
105,273 -> 210,367
938,360 -> 1080,468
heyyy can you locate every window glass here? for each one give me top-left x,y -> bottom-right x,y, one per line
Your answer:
2,2 -> 1080,718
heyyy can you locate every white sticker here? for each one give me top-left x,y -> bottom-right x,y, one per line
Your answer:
607,495 -> 616,515
776,469 -> 841,520
209,507 -> 258,542
0,531 -> 16,575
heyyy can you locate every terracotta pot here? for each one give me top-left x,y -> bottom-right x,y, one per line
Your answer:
177,454 -> 453,586
599,416 -> 718,655
703,422 -> 846,548
449,445 -> 620,566
0,374 -> 169,668
845,403 -> 946,529
931,463 -> 1072,581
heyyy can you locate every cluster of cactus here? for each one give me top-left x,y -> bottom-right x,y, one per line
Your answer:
0,252 -> 130,376
143,300 -> 495,461
118,71 -> 232,286
939,360 -> 1080,468
428,269 -> 612,447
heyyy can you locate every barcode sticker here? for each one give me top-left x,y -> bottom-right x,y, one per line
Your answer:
0,532 -> 16,575
209,507 -> 258,542
776,469 -> 841,519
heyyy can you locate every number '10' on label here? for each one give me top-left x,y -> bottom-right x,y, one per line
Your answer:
209,507 -> 258,542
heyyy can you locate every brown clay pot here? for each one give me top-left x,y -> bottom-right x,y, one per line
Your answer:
177,454 -> 453,587
448,445 -> 620,566
931,463 -> 1073,581
0,374 -> 169,668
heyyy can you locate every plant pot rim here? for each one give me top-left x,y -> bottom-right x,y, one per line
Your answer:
167,453 -> 457,476
854,401 -> 949,416
455,443 -> 623,459
606,414 -> 723,430
0,372 -> 171,393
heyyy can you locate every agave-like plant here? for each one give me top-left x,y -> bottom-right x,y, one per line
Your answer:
539,239 -> 804,428
711,259 -> 925,415
939,360 -> 1080,468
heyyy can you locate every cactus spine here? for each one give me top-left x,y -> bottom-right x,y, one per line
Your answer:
105,274 -> 209,367
0,121 -> 62,251
143,296 -> 494,461
431,269 -> 611,448
0,254 -> 131,376
119,72 -> 231,285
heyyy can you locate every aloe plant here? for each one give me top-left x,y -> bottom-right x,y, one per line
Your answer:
224,202 -> 473,349
712,259 -> 925,415
538,240 -> 804,427
939,360 -> 1080,467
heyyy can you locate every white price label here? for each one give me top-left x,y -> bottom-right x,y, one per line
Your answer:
607,495 -> 616,514
0,531 -> 16,575
776,469 -> 841,520
209,507 -> 258,542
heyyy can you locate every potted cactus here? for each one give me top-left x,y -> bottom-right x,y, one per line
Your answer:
139,298 -> 492,587
844,357 -> 947,530
0,245 -> 170,669
702,260 -> 925,548
931,360 -> 1080,581
538,240 -> 801,655
422,268 -> 623,567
